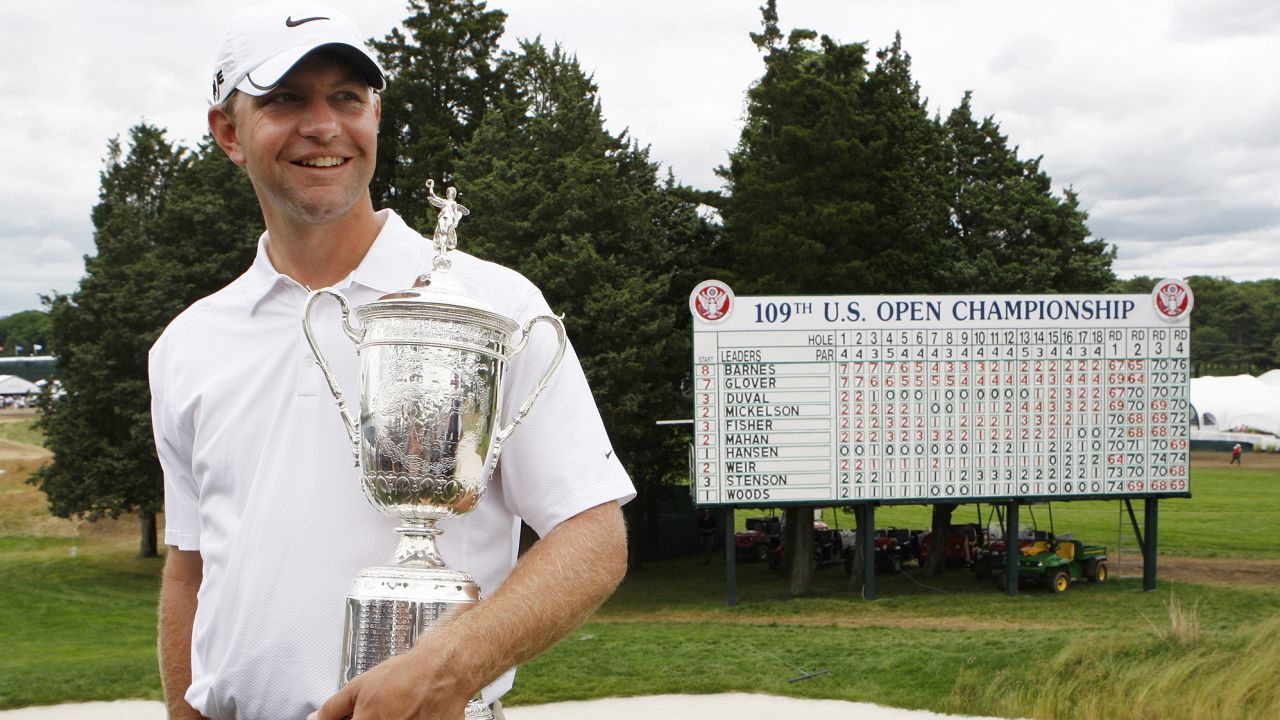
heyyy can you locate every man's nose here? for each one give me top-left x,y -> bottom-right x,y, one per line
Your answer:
299,98 -> 340,141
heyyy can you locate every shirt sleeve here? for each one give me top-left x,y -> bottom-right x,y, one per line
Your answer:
150,335 -> 201,551
494,291 -> 636,538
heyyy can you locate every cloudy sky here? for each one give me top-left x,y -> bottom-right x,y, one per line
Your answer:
2,0 -> 1278,317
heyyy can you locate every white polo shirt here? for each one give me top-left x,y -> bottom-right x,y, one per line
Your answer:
151,209 -> 634,719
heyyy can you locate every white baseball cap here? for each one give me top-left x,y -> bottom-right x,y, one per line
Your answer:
211,1 -> 386,105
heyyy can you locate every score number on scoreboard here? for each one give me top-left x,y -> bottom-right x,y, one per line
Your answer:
689,281 -> 1194,507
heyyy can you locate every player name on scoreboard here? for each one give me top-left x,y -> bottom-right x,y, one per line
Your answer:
688,281 -> 1194,507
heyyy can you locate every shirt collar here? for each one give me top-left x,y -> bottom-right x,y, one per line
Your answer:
347,210 -> 424,295
243,210 -> 425,314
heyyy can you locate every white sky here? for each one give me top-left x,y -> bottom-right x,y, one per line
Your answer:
2,0 -> 1278,317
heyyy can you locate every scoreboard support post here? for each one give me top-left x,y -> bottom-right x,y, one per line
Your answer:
723,507 -> 737,606
1005,503 -> 1021,596
1143,499 -> 1159,592
861,505 -> 877,601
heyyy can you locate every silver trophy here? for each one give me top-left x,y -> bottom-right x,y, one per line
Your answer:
303,181 -> 566,718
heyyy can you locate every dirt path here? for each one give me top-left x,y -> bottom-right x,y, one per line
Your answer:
1155,555 -> 1280,587
0,437 -> 49,462
593,610 -> 1071,631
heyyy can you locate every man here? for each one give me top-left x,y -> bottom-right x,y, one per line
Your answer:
1231,443 -> 1242,465
151,3 -> 633,718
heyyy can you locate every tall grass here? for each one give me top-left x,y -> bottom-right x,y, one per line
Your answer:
949,614 -> 1280,719
1144,590 -> 1200,646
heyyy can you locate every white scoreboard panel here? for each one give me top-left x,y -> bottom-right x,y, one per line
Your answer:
689,282 -> 1194,507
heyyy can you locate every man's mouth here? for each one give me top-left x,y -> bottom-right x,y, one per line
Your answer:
297,156 -> 346,168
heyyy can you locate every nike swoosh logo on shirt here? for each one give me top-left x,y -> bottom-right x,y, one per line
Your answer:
285,15 -> 329,27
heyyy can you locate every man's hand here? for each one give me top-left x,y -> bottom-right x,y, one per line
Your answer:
309,643 -> 469,720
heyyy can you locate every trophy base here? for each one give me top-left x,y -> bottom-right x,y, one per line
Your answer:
341,564 -> 490,718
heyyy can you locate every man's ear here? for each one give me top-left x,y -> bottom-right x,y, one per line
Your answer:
208,105 -> 246,166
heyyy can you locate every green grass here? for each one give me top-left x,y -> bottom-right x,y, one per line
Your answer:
0,540 -> 163,707
512,621 -> 1050,710
594,553 -> 1280,632
0,417 -> 43,447
504,557 -> 1280,717
2,538 -> 1277,717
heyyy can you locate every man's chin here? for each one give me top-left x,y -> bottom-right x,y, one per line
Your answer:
279,193 -> 370,227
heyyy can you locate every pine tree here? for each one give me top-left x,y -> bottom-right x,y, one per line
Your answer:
369,0 -> 507,229
33,128 -> 260,557
455,40 -> 711,561
34,125 -> 191,557
938,93 -> 1115,293
718,11 -> 947,298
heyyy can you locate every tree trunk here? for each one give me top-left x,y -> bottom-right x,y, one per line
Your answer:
138,510 -> 158,558
925,503 -> 956,576
785,506 -> 814,595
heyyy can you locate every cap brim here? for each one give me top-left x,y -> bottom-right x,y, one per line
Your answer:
236,41 -> 385,96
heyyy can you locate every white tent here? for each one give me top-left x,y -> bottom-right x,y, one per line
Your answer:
0,374 -> 40,396
1190,374 -> 1280,435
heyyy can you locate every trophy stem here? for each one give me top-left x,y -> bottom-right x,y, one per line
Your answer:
392,520 -> 447,568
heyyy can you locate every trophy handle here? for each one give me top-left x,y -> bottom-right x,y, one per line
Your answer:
491,314 -> 567,456
303,287 -> 365,464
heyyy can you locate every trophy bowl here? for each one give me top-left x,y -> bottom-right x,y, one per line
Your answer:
355,303 -> 517,524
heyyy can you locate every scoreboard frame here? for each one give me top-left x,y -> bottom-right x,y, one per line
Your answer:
688,280 -> 1195,509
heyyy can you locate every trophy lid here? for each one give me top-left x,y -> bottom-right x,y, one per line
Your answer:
375,267 -> 490,312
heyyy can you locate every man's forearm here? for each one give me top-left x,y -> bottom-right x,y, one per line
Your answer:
159,549 -> 206,720
435,499 -> 629,691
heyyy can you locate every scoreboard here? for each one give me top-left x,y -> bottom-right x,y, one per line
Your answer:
689,280 -> 1194,507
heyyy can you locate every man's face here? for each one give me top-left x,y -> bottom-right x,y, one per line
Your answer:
210,53 -> 380,227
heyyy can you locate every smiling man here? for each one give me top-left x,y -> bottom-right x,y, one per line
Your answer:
151,3 -> 633,719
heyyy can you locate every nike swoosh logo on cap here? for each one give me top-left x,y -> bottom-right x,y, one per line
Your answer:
285,15 -> 329,27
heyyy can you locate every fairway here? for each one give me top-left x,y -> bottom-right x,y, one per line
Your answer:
1,418 -> 1278,717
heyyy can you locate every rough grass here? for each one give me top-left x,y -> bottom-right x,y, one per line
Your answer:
0,415 -> 44,447
949,614 -> 1280,719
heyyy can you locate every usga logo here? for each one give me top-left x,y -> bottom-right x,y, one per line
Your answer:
690,280 -> 734,323
1152,278 -> 1193,322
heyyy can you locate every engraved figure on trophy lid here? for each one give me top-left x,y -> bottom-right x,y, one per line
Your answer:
425,179 -> 469,269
